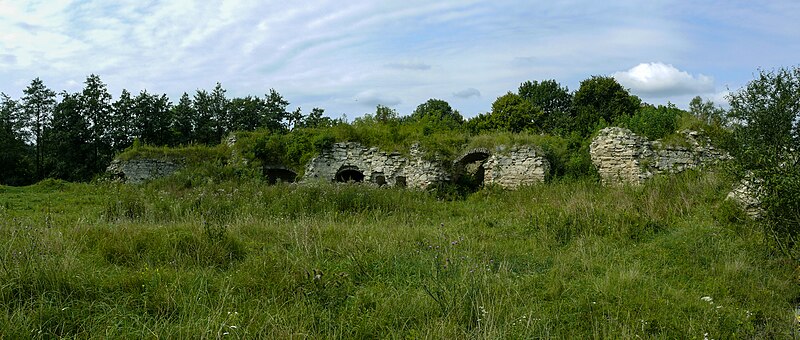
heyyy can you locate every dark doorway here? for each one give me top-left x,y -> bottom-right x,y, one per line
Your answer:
394,176 -> 407,188
373,172 -> 387,186
264,168 -> 297,184
335,166 -> 365,183
454,151 -> 490,189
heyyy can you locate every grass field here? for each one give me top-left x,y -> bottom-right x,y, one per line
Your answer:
0,171 -> 797,338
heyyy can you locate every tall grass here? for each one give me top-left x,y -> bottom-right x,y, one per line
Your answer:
0,170 -> 795,338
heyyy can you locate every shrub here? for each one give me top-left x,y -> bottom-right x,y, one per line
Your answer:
728,66 -> 800,258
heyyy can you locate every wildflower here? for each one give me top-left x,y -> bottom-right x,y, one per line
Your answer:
700,296 -> 713,303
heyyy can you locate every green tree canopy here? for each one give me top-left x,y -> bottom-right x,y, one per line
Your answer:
689,96 -> 727,127
518,79 -> 573,133
80,74 -> 114,174
411,98 -> 463,130
262,89 -> 289,132
47,91 -> 92,181
21,77 -> 57,179
0,93 -> 31,185
171,92 -> 196,145
728,66 -> 800,255
573,76 -> 641,136
134,90 -> 173,146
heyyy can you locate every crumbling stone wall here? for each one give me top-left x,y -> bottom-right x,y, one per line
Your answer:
590,127 -> 727,185
483,145 -> 550,188
302,142 -> 449,189
726,177 -> 763,218
106,159 -> 183,184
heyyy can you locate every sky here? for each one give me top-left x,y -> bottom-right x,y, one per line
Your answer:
0,1 -> 798,120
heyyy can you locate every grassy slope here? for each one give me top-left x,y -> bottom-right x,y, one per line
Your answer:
0,171 -> 796,338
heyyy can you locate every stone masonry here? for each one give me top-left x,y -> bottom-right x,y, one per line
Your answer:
106,159 -> 183,184
590,127 -> 727,185
483,145 -> 550,189
302,142 -> 449,189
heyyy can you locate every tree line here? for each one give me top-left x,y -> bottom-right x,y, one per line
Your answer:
0,75 -> 334,185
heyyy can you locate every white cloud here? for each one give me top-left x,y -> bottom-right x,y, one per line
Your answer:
453,88 -> 480,98
613,62 -> 714,97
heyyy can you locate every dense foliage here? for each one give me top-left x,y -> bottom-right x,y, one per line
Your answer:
728,66 -> 800,257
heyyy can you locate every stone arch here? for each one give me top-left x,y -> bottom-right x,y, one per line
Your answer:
452,148 -> 492,187
263,165 -> 298,184
454,148 -> 491,166
335,165 -> 365,183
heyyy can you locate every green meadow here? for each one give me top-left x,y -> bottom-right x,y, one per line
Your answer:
1,170 -> 796,338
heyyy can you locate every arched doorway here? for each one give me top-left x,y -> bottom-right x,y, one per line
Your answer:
264,167 -> 297,184
335,166 -> 364,183
453,149 -> 491,190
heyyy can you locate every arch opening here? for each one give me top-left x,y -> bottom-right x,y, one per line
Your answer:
264,168 -> 297,184
453,150 -> 491,192
335,166 -> 365,183
373,172 -> 387,186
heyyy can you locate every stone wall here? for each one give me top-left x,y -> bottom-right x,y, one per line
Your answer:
590,127 -> 727,185
106,159 -> 183,184
726,177 -> 763,218
483,145 -> 550,189
302,142 -> 449,189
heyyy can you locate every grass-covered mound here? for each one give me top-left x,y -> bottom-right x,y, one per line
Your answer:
0,170 -> 795,338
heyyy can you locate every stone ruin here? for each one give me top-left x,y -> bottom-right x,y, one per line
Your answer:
303,142 -> 551,190
589,127 -> 728,185
589,127 -> 762,217
106,159 -> 183,184
453,145 -> 550,189
302,142 -> 449,190
106,141 -> 552,190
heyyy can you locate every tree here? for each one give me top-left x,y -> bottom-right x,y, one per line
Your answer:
374,105 -> 398,123
728,66 -> 800,256
210,83 -> 229,141
20,78 -> 57,179
287,107 -> 304,131
689,96 -> 727,127
624,103 -> 682,140
110,89 -> 136,151
484,92 -> 539,133
0,93 -> 32,185
518,80 -> 573,133
300,107 -> 331,128
411,98 -> 463,130
80,74 -> 114,174
262,89 -> 289,132
228,96 -> 262,133
193,89 -> 216,144
573,76 -> 641,136
134,90 -> 172,146
46,92 -> 92,181
171,93 -> 195,145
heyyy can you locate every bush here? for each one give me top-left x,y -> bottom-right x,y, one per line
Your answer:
728,66 -> 800,258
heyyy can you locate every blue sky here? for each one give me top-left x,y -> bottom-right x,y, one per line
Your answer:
0,1 -> 798,119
